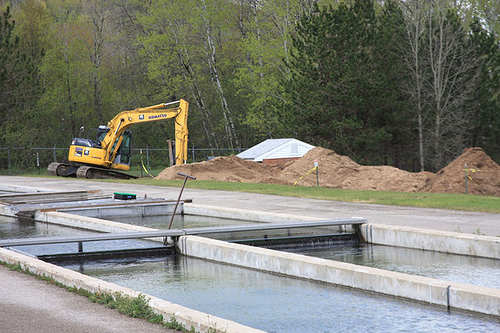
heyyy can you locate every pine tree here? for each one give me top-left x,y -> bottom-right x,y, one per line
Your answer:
0,6 -> 40,143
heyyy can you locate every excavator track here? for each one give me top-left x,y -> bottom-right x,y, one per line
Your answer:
76,166 -> 138,180
47,162 -> 79,177
48,162 -> 137,180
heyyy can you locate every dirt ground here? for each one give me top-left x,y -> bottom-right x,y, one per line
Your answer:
156,147 -> 500,196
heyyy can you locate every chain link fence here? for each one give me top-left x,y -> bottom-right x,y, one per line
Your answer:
0,147 -> 246,175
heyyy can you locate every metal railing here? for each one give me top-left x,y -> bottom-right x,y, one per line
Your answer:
0,218 -> 366,251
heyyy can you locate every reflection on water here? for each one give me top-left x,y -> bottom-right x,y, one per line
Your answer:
3,214 -> 500,332
61,255 -> 500,333
0,218 -> 157,256
106,214 -> 258,229
285,243 -> 500,289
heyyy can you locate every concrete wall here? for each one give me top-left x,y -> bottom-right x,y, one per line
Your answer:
177,235 -> 500,317
0,248 -> 266,333
35,211 -> 156,233
34,211 -> 166,243
184,203 -> 319,223
361,223 -> 500,259
59,202 -> 181,219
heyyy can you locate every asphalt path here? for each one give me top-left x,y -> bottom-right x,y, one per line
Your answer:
0,265 -> 176,333
0,175 -> 499,333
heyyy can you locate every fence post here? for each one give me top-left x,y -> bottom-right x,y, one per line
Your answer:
8,148 -> 11,175
53,146 -> 57,162
464,163 -> 468,195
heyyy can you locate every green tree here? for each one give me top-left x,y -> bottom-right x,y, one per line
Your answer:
280,0 -> 407,164
369,0 -> 414,168
470,18 -> 500,161
233,0 -> 300,141
0,5 -> 41,146
132,0 -> 247,149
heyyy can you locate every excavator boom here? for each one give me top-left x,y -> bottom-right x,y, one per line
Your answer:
48,99 -> 188,179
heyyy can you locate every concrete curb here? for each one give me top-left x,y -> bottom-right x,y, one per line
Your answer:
0,184 -> 44,193
35,211 -> 157,233
361,223 -> 500,259
177,235 -> 500,317
0,247 -> 266,333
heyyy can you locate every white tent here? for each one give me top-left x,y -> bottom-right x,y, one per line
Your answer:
237,138 -> 315,163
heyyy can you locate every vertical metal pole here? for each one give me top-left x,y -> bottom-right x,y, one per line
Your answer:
146,145 -> 150,170
314,160 -> 319,187
140,149 -> 143,178
164,173 -> 196,244
316,167 -> 319,187
464,163 -> 468,195
78,242 -> 83,253
8,148 -> 11,175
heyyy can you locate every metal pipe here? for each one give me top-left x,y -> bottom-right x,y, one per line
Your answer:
164,173 -> 196,244
163,100 -> 181,107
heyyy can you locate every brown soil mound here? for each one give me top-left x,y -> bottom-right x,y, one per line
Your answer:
156,147 -> 433,192
156,155 -> 281,184
422,147 -> 500,196
156,146 -> 499,196
276,147 -> 433,192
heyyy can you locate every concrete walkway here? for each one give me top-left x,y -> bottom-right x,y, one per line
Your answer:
0,175 -> 499,332
0,264 -> 176,333
2,176 -> 499,236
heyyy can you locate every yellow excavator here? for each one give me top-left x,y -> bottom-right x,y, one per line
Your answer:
48,99 -> 188,179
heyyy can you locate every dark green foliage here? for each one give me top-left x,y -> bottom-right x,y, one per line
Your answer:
0,5 -> 41,146
281,0 -> 412,166
0,1 -> 499,170
469,18 -> 500,162
0,6 -> 41,146
0,7 -> 39,111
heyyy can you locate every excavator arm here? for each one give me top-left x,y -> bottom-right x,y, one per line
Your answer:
101,99 -> 189,167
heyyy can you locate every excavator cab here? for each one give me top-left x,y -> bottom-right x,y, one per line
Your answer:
116,130 -> 132,166
96,126 -> 132,166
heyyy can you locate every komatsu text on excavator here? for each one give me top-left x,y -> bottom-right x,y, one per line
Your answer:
48,99 -> 188,179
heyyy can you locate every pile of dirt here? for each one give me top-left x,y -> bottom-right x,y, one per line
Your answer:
421,147 -> 500,196
275,147 -> 434,192
156,155 -> 281,184
156,146 -> 500,196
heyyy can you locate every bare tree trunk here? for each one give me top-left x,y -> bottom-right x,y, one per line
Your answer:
426,1 -> 478,169
199,0 -> 240,149
401,0 -> 428,171
171,26 -> 220,150
89,5 -> 107,124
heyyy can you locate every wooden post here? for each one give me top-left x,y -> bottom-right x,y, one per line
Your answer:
167,140 -> 174,166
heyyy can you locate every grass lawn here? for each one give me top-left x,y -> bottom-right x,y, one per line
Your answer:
15,165 -> 500,214
112,177 -> 500,214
